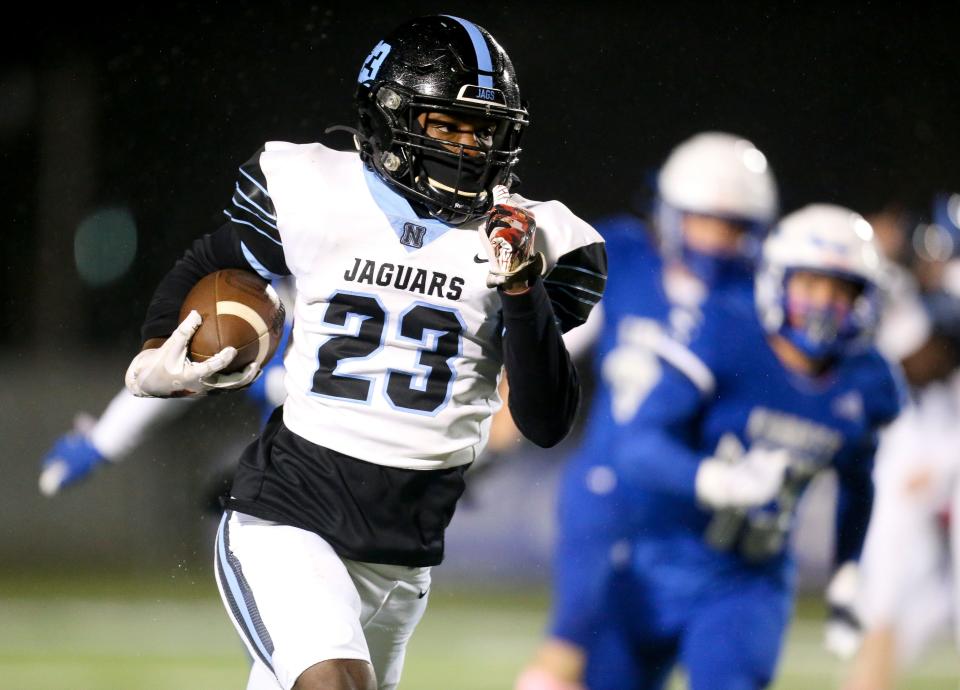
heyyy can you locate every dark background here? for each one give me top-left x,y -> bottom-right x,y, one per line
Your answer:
4,1 -> 958,350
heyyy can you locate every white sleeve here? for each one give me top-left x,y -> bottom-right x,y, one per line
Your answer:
89,388 -> 197,460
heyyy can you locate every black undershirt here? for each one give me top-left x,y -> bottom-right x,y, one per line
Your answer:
226,408 -> 469,567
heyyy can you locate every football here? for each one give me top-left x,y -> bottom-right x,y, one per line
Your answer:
179,269 -> 286,374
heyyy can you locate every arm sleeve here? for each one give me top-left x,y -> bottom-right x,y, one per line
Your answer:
543,242 -> 607,333
90,388 -> 197,460
500,278 -> 580,448
612,360 -> 707,499
833,439 -> 877,566
140,149 -> 290,343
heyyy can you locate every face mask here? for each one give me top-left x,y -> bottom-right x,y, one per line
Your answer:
658,201 -> 765,289
782,293 -> 857,360
412,117 -> 492,199
681,245 -> 756,288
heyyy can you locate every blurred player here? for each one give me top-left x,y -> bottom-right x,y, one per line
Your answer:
813,198 -> 933,664
589,205 -> 904,690
844,193 -> 960,690
868,201 -> 932,369
39,390 -> 195,496
123,15 -> 605,690
517,131 -> 779,690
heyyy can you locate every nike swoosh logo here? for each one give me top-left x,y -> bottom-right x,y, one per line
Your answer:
418,589 -> 428,599
473,255 -> 488,263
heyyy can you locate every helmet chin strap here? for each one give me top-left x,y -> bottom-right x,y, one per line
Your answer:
419,175 -> 483,198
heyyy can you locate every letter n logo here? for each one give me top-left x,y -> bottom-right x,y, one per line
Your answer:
400,222 -> 427,248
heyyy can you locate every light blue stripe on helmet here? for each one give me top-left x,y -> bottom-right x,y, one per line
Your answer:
443,16 -> 494,88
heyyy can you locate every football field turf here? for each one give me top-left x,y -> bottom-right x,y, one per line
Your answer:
0,575 -> 954,689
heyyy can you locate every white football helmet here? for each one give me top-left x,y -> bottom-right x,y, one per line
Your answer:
656,132 -> 779,284
756,203 -> 883,359
658,132 -> 778,222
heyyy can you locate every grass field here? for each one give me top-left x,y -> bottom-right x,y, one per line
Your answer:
0,574 -> 955,689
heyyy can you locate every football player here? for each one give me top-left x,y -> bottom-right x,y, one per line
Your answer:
843,194 -> 960,690
123,15 -> 605,690
588,205 -> 904,690
844,338 -> 960,690
517,131 -> 779,690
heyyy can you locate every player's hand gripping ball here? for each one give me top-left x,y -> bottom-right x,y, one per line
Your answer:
480,185 -> 545,290
125,270 -> 285,397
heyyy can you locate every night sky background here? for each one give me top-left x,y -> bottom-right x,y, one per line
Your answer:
4,1 -> 959,350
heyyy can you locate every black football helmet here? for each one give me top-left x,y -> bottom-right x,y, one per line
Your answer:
355,15 -> 529,224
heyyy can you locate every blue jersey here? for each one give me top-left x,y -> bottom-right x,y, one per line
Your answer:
579,293 -> 905,690
576,215 -> 755,458
549,214 -> 754,648
614,293 -> 905,584
557,213 -> 755,527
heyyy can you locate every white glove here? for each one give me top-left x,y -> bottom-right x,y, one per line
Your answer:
125,310 -> 260,397
695,446 -> 790,510
824,561 -> 863,660
480,185 -> 545,290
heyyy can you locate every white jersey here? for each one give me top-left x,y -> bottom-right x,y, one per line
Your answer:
857,371 -> 960,661
251,142 -> 603,470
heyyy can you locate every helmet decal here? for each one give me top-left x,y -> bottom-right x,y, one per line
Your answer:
358,40 -> 392,84
442,16 -> 494,88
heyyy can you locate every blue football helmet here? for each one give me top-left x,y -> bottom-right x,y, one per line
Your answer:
757,203 -> 883,360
